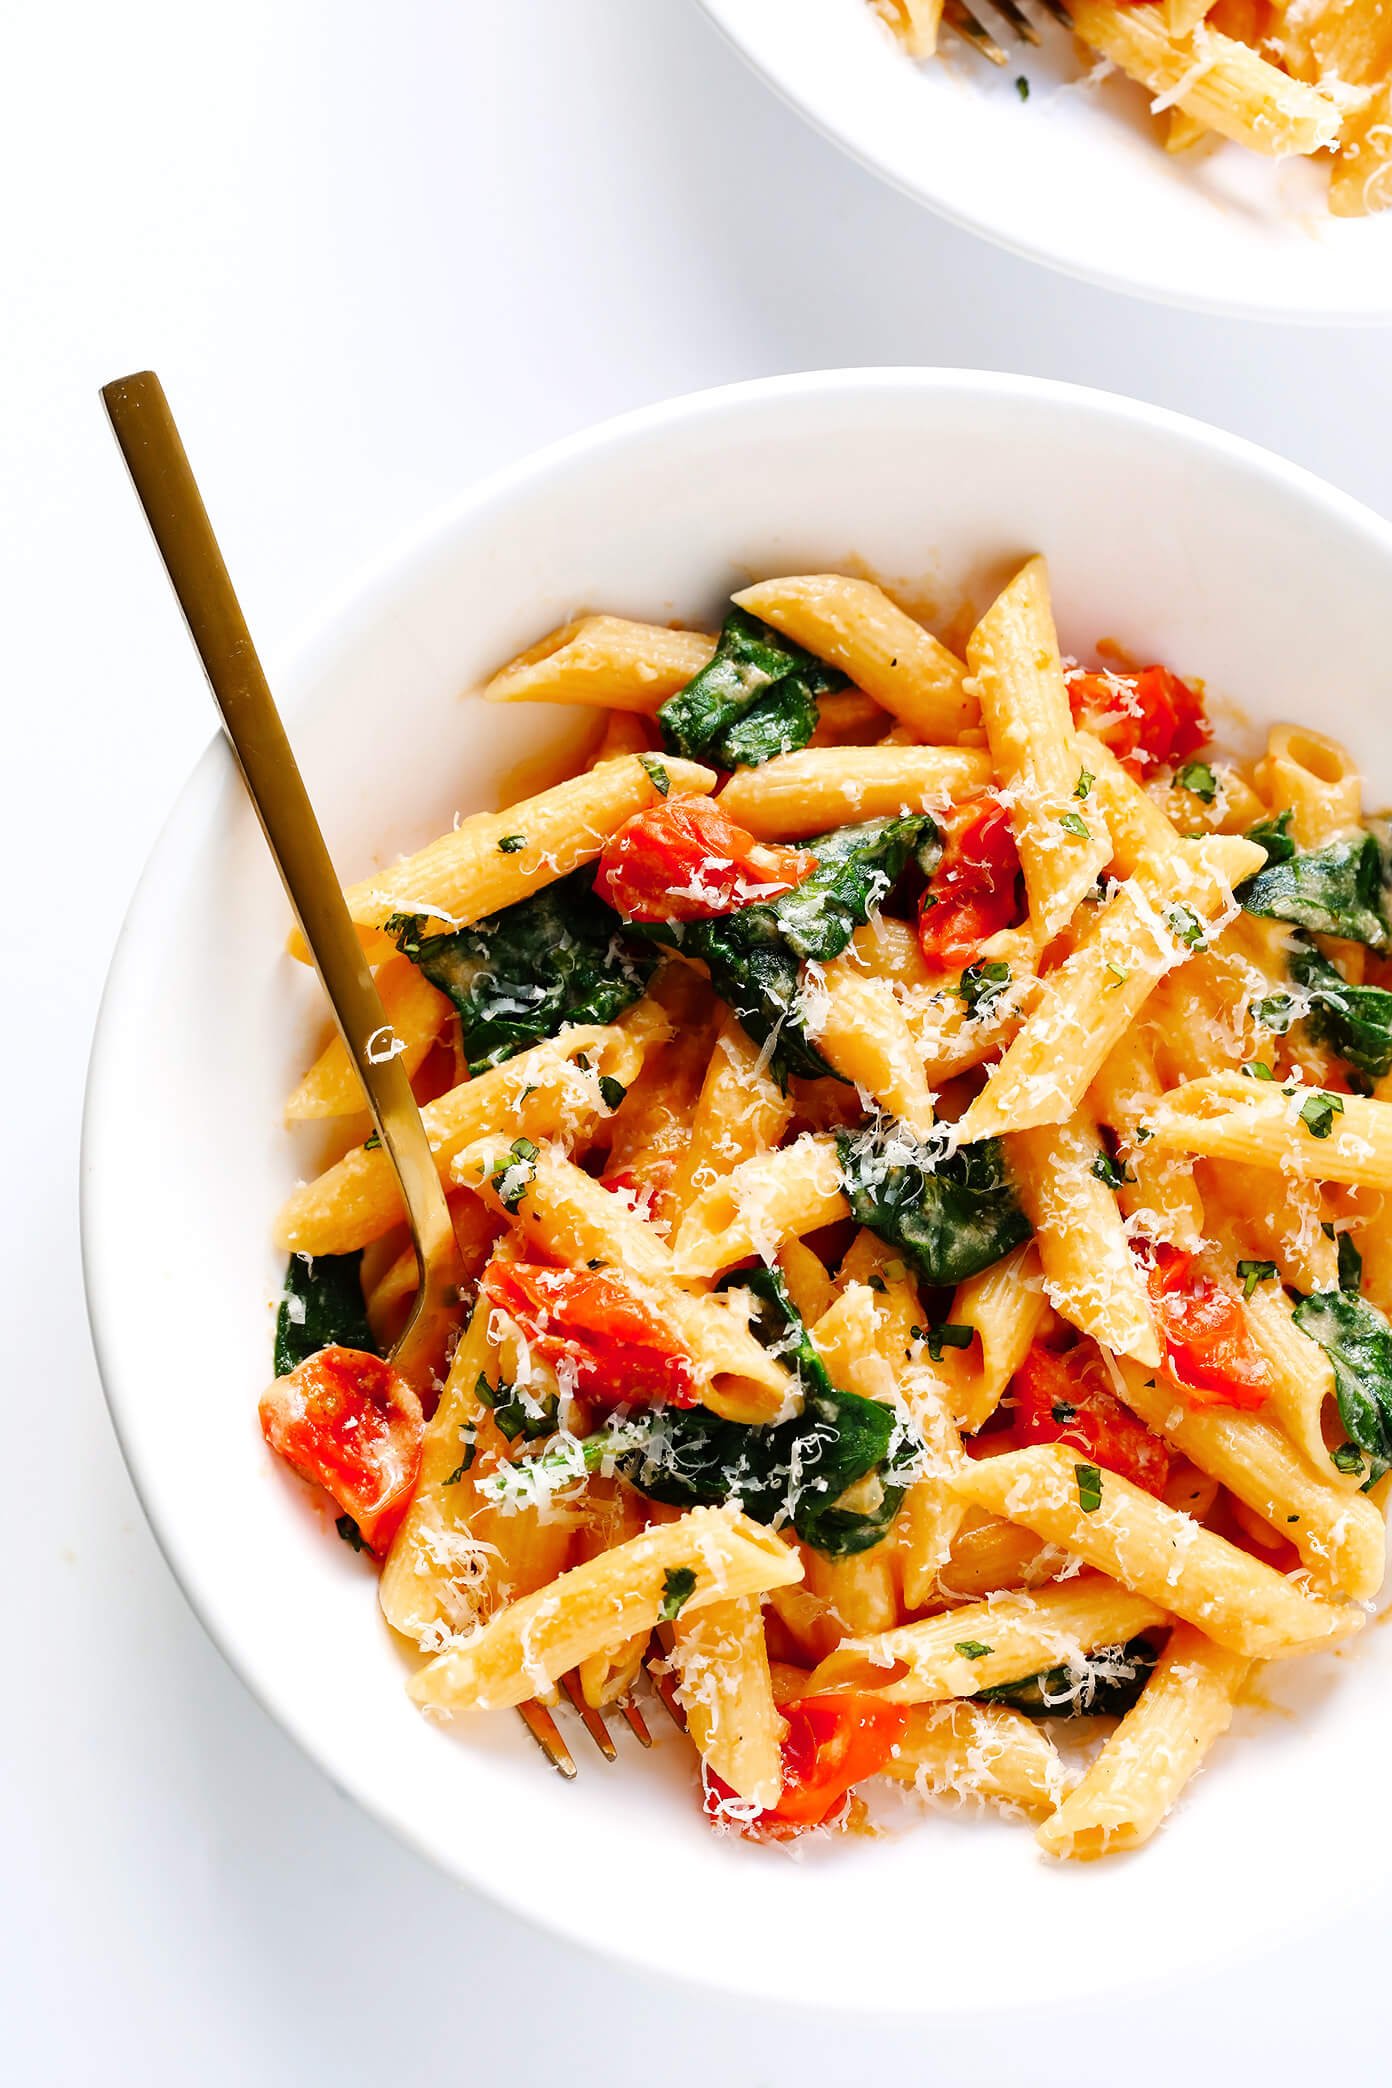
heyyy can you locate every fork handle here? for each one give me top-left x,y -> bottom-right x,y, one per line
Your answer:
101,370 -> 459,1385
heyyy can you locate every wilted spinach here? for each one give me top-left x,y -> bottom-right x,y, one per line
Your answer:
836,1122 -> 1031,1287
657,608 -> 846,769
388,871 -> 654,1072
978,1637 -> 1159,1720
618,1267 -> 919,1556
274,1251 -> 377,1376
1238,830 -> 1390,950
1287,936 -> 1392,1079
1292,1286 -> 1392,1484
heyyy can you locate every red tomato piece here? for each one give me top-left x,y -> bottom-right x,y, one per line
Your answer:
595,798 -> 818,923
482,1260 -> 697,1408
1011,1341 -> 1170,1496
259,1345 -> 424,1555
1140,1243 -> 1270,1412
1067,663 -> 1209,776
704,1693 -> 908,1838
916,791 -> 1022,972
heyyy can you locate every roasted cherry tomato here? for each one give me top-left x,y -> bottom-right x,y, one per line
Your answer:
916,791 -> 1022,971
705,1692 -> 908,1838
1140,1242 -> 1270,1412
595,797 -> 818,923
1011,1340 -> 1171,1496
481,1260 -> 697,1408
259,1345 -> 424,1555
1067,663 -> 1209,776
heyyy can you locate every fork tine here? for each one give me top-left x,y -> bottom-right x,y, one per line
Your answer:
986,0 -> 1041,43
561,1672 -> 619,1761
646,1629 -> 690,1732
618,1694 -> 653,1747
517,1700 -> 577,1778
1035,0 -> 1074,24
943,0 -> 1008,62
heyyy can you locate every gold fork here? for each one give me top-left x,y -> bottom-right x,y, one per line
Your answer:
944,0 -> 1070,67
99,369 -> 639,1775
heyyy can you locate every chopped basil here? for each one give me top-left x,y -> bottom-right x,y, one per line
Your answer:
1332,1443 -> 1367,1475
443,1430 -> 477,1485
925,1322 -> 975,1362
958,959 -> 1012,1021
1237,1258 -> 1277,1299
274,1250 -> 377,1376
1051,1400 -> 1078,1424
497,833 -> 526,854
1242,1060 -> 1274,1081
1058,811 -> 1091,840
1091,1152 -> 1133,1190
1298,1090 -> 1343,1140
955,1640 -> 992,1660
477,1368 -> 557,1444
1075,1461 -> 1103,1513
1175,760 -> 1217,803
1074,766 -> 1093,800
659,1566 -> 698,1622
1251,993 -> 1296,1034
598,1074 -> 627,1111
1166,905 -> 1206,951
490,1137 -> 539,1212
362,1131 -> 381,1150
640,755 -> 671,797
837,1122 -> 1031,1288
1015,73 -> 1029,99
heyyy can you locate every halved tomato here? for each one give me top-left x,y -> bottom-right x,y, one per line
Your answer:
259,1345 -> 423,1555
481,1260 -> 697,1408
595,797 -> 817,923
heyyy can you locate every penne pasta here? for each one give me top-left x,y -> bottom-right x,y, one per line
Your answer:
733,575 -> 976,740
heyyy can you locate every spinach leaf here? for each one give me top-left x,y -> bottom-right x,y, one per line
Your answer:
658,608 -> 845,767
978,1637 -> 1159,1720
1288,935 -> 1392,1079
773,815 -> 936,962
836,1122 -> 1031,1287
674,910 -> 834,1084
651,817 -> 932,1085
1292,1287 -> 1392,1483
1238,831 -> 1390,950
1245,808 -> 1296,867
389,870 -> 654,1072
275,1251 -> 377,1376
618,1266 -> 919,1557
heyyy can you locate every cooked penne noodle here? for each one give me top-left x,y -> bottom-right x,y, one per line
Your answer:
408,1507 -> 802,1711
716,744 -> 991,838
1148,1072 -> 1392,1190
733,575 -> 976,740
1108,1356 -> 1386,1600
807,963 -> 937,1133
1036,1624 -> 1248,1860
671,1133 -> 849,1279
1008,1109 -> 1162,1365
286,955 -> 451,1119
966,558 -> 1112,938
671,1595 -> 786,1809
484,615 -> 716,713
950,1445 -> 1360,1658
276,1024 -> 645,1254
936,1243 -> 1049,1432
666,1012 -> 795,1221
809,1573 -> 1168,1701
884,1699 -> 1064,1813
291,753 -> 715,954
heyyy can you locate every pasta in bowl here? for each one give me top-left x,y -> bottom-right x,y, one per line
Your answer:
265,554 -> 1386,1863
84,371 -> 1392,2006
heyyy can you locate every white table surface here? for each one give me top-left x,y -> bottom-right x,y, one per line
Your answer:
7,2 -> 1391,2080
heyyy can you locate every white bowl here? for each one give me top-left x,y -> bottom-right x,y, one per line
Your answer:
698,0 -> 1392,321
84,369 -> 1392,2010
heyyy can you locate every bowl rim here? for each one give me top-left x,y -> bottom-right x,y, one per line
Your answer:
694,0 -> 1392,326
81,366 -> 1392,2005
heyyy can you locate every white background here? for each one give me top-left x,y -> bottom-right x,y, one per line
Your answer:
7,2 -> 1391,2081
